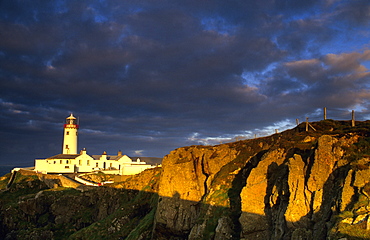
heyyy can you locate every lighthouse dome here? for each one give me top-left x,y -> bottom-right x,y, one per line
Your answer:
66,113 -> 76,120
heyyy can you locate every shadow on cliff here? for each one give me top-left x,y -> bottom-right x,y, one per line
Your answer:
153,177 -> 368,240
255,159 -> 366,240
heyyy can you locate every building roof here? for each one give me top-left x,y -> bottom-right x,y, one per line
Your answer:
91,155 -> 123,160
109,155 -> 125,160
45,153 -> 132,161
47,154 -> 80,159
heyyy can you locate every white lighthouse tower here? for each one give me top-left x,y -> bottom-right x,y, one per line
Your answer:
62,114 -> 79,154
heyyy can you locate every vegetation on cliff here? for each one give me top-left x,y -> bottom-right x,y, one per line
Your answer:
0,168 -> 161,240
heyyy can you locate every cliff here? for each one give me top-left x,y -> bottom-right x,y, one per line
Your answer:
153,120 -> 370,240
1,120 -> 370,239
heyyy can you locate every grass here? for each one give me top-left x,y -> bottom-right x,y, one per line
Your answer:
338,210 -> 354,219
209,188 -> 230,206
125,208 -> 156,240
202,206 -> 227,240
332,222 -> 370,240
68,191 -> 157,240
0,173 -> 11,189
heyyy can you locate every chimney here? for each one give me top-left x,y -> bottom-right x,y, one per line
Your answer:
80,148 -> 87,155
100,151 -> 107,160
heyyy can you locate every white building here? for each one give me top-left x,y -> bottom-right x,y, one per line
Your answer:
34,114 -> 155,175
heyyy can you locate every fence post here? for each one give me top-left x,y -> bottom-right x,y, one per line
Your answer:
352,110 -> 355,127
306,117 -> 309,131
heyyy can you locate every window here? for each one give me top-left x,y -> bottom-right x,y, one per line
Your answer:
65,166 -> 70,169
66,131 -> 69,135
96,163 -> 99,167
54,161 -> 56,164
66,160 -> 69,164
79,160 -> 81,165
87,160 -> 90,166
60,160 -> 62,164
65,145 -> 69,149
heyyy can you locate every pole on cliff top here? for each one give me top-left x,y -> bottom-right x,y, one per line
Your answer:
324,107 -> 327,120
352,110 -> 355,127
306,117 -> 309,131
305,117 -> 316,132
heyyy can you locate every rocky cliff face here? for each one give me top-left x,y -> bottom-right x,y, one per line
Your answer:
1,120 -> 370,240
153,120 -> 370,240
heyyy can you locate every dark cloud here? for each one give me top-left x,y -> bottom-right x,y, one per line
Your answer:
274,0 -> 321,12
260,51 -> 370,116
0,0 -> 370,165
335,0 -> 370,25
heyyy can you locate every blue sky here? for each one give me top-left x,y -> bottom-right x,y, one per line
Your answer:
0,0 -> 370,165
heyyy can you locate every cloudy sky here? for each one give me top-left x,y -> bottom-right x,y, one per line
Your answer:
1,0 -> 370,165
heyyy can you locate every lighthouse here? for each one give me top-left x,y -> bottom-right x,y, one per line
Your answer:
62,114 -> 79,154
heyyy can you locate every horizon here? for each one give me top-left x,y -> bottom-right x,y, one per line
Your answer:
0,116 -> 367,168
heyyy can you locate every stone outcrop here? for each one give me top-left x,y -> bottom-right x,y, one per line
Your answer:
154,145 -> 239,237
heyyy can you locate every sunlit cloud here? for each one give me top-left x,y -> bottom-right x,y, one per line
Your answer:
80,129 -> 107,136
134,150 -> 144,156
252,119 -> 296,137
